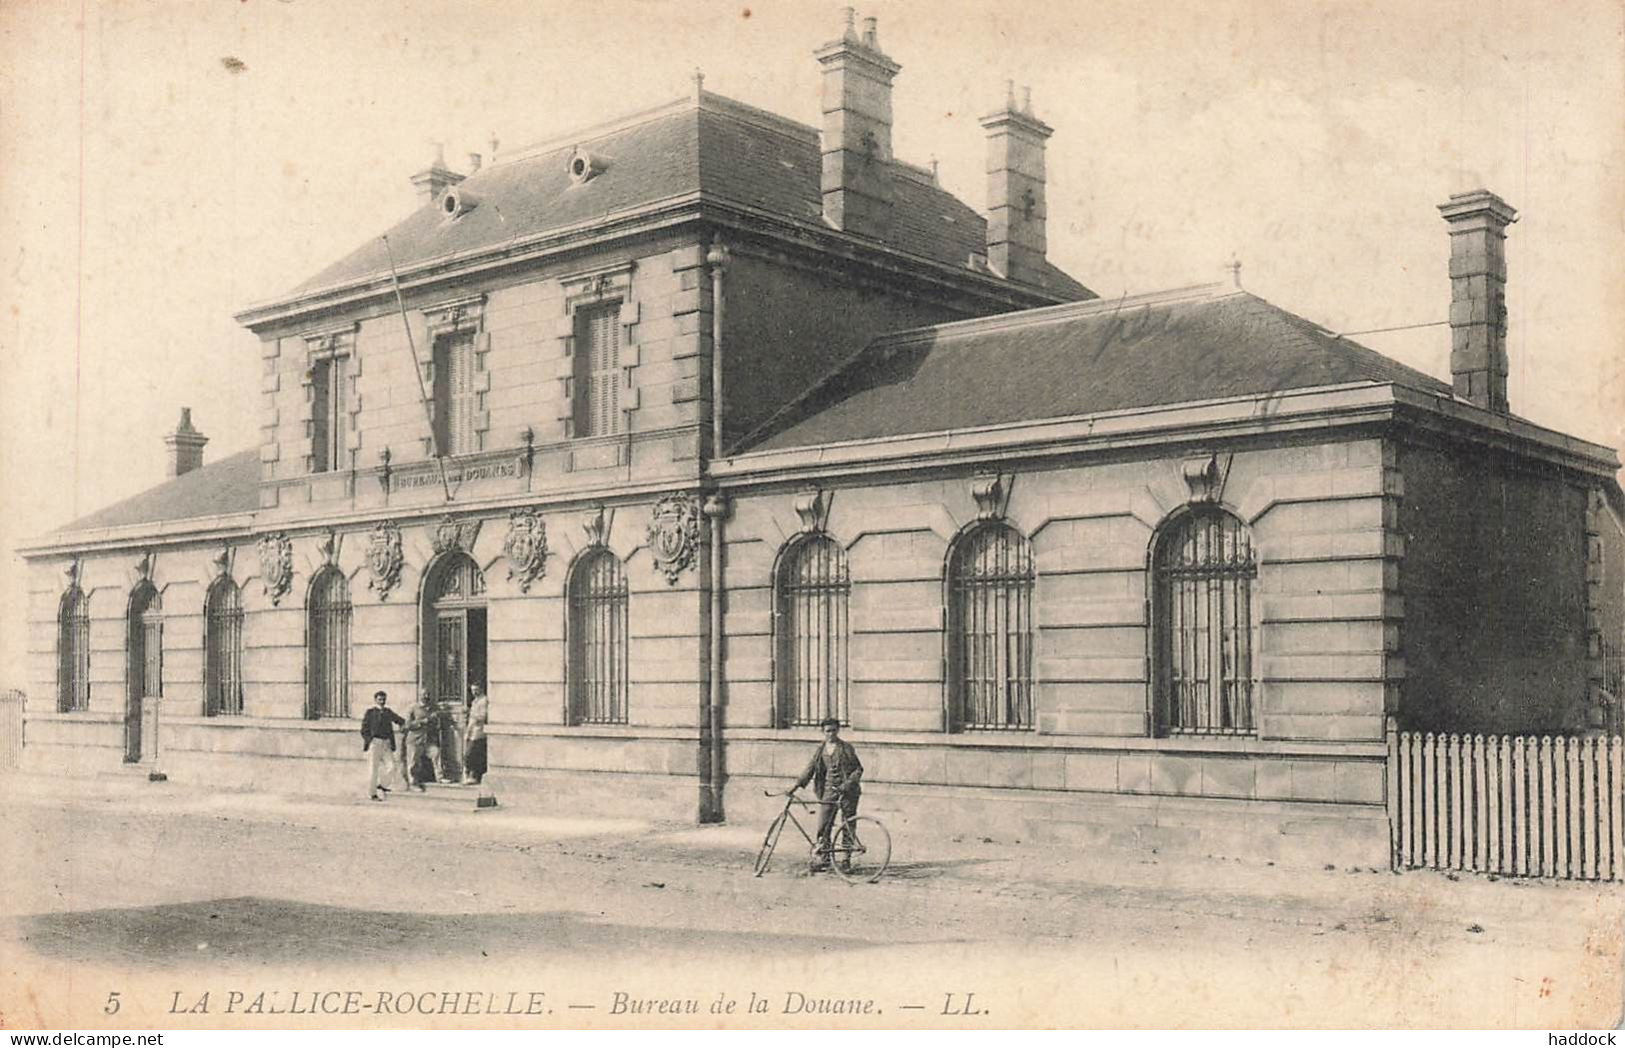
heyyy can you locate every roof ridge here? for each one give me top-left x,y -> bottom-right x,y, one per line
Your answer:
874,281 -> 1244,347
498,89 -> 814,168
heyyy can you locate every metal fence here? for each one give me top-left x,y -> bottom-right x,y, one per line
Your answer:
1388,719 -> 1624,881
0,689 -> 24,772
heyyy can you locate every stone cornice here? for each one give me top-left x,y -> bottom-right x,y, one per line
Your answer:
711,382 -> 1620,489
236,194 -> 1077,334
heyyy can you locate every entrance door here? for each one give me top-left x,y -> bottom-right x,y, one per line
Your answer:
421,552 -> 487,782
127,584 -> 162,763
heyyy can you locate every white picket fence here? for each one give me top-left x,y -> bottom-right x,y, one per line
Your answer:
1387,720 -> 1624,880
0,689 -> 23,773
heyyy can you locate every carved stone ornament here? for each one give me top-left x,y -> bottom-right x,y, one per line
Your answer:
971,473 -> 1013,521
793,487 -> 830,534
1181,453 -> 1225,504
317,528 -> 340,568
503,509 -> 548,593
64,557 -> 82,588
580,504 -> 613,548
647,493 -> 702,585
366,521 -> 404,600
429,515 -> 481,555
211,544 -> 232,579
257,533 -> 293,606
134,549 -> 156,583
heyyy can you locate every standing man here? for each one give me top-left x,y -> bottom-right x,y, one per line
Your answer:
463,684 -> 490,786
400,690 -> 433,792
790,717 -> 863,872
361,690 -> 405,802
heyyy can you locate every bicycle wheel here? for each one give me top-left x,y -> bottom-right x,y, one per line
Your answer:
754,811 -> 789,876
832,816 -> 890,883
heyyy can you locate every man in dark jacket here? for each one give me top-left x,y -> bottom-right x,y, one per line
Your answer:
361,690 -> 405,801
791,717 -> 863,871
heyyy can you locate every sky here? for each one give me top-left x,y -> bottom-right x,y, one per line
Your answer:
1,0 -> 1622,681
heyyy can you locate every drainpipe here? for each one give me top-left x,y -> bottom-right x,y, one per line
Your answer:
702,240 -> 730,822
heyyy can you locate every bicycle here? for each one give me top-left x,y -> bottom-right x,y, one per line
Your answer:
753,789 -> 891,883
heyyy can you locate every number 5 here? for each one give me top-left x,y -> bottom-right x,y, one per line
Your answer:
105,991 -> 121,1014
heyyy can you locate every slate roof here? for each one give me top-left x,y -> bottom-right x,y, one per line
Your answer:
278,92 -> 1089,303
743,285 -> 1454,453
52,449 -> 260,534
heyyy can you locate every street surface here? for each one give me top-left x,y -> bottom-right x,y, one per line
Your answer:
0,773 -> 1619,1029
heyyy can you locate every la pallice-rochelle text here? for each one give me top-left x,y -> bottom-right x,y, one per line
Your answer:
167,989 -> 548,1016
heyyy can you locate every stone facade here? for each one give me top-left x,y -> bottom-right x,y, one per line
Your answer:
15,26 -> 1624,869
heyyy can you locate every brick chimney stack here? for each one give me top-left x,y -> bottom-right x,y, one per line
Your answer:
981,81 -> 1053,288
164,407 -> 208,478
816,8 -> 900,239
409,143 -> 464,208
1438,189 -> 1518,413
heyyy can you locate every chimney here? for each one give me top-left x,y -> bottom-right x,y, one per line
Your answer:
466,152 -> 482,173
815,8 -> 900,238
164,408 -> 208,478
1438,189 -> 1517,413
981,81 -> 1053,287
409,143 -> 464,208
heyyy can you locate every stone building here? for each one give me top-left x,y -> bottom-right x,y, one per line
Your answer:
18,15 -> 1624,865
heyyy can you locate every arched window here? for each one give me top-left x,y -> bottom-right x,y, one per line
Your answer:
568,549 -> 628,725
307,568 -> 351,719
57,587 -> 90,712
775,535 -> 850,727
947,523 -> 1035,731
1152,507 -> 1257,735
205,577 -> 244,716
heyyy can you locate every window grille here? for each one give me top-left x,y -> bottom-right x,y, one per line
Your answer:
310,355 -> 350,473
57,587 -> 90,712
307,568 -> 351,719
574,303 -> 622,437
775,535 -> 850,727
205,578 -> 244,716
947,523 -> 1035,731
129,584 -> 163,700
1153,508 -> 1257,735
568,549 -> 628,724
433,331 -> 479,455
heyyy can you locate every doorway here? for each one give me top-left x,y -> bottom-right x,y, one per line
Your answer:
126,583 -> 162,763
421,552 -> 487,782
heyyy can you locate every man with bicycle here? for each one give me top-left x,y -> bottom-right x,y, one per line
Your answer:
790,717 -> 863,872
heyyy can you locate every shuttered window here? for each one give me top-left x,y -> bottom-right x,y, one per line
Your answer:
57,587 -> 90,712
574,303 -> 622,437
434,331 -> 479,455
568,549 -> 628,724
307,568 -> 351,719
775,536 -> 850,727
311,355 -> 349,473
1153,508 -> 1257,735
947,524 -> 1035,731
205,578 -> 245,716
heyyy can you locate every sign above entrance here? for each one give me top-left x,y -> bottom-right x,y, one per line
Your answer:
390,455 -> 524,495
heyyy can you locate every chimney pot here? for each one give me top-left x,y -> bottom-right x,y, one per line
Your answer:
981,87 -> 1054,287
862,16 -> 878,46
1438,189 -> 1517,413
164,407 -> 208,478
409,145 -> 465,208
816,10 -> 901,238
467,152 -> 482,172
